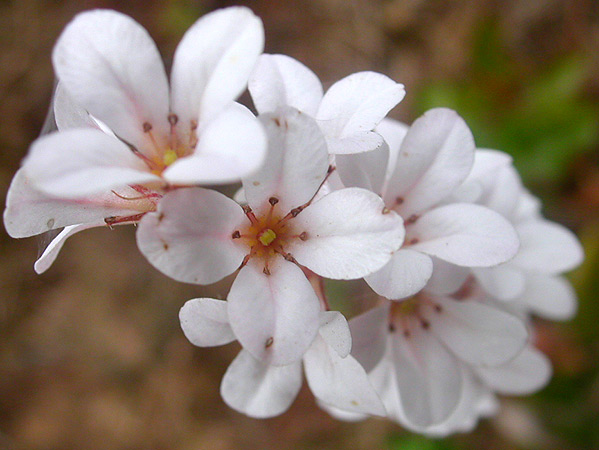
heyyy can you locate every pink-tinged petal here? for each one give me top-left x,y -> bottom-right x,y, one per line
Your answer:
318,311 -> 351,358
424,258 -> 470,296
3,169 -> 142,238
220,350 -> 302,418
34,222 -> 104,274
427,297 -> 528,366
179,298 -> 235,347
384,109 -> 475,216
53,10 -> 169,154
476,346 -> 551,395
409,203 -> 520,267
227,260 -> 320,366
304,333 -> 386,416
376,118 -> 409,184
336,142 -> 390,194
390,328 -> 464,427
249,54 -> 323,116
136,188 -> 246,284
365,249 -> 433,300
22,129 -> 161,198
349,304 -> 390,373
53,82 -> 98,131
472,265 -> 526,300
288,188 -> 405,279
163,103 -> 267,185
316,72 -> 405,152
171,6 -> 264,128
242,108 -> 329,214
511,220 -> 584,274
516,274 -> 577,320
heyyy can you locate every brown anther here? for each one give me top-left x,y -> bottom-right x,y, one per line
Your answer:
190,119 -> 198,130
409,238 -> 419,245
327,164 -> 335,174
298,231 -> 308,241
162,241 -> 169,251
382,207 -> 391,215
158,212 -> 165,222
405,214 -> 419,225
142,122 -> 152,132
283,253 -> 296,263
265,337 -> 274,348
231,230 -> 241,239
395,196 -> 404,205
421,320 -> 430,329
239,254 -> 251,269
434,304 -> 443,313
263,266 -> 271,275
273,117 -> 281,126
168,113 -> 178,126
269,197 -> 279,206
242,205 -> 253,214
290,207 -> 303,217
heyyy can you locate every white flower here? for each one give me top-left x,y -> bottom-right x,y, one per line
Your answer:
249,54 -> 405,154
5,7 -> 267,271
337,109 -> 521,300
458,153 -> 584,319
137,108 -> 405,365
342,282 -> 530,433
179,298 -> 385,418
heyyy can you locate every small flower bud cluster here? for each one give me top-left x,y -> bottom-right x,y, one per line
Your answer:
3,7 -> 584,436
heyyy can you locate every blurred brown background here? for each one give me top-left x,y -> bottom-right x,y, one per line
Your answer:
1,1 -> 598,449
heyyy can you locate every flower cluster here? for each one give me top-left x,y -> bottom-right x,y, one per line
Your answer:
4,7 -> 583,435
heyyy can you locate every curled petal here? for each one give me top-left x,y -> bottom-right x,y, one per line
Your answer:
179,298 -> 236,347
349,304 -> 390,373
516,274 -> 577,320
336,142 -> 390,194
318,311 -> 352,358
472,265 -> 526,301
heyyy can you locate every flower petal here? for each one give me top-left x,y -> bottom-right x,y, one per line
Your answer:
365,249 -> 433,300
335,142 -> 390,194
288,188 -> 405,279
53,9 -> 169,153
318,311 -> 352,358
472,265 -> 526,300
376,118 -> 409,183
171,6 -> 264,128
163,103 -> 267,185
511,220 -> 584,274
242,108 -> 329,214
384,108 -> 475,217
22,129 -> 161,198
304,333 -> 386,416
516,274 -> 577,320
349,304 -> 390,372
53,82 -> 98,131
476,346 -> 551,395
3,169 -> 142,238
424,258 -> 470,296
220,349 -> 302,418
136,188 -> 246,284
34,222 -> 104,274
179,298 -> 236,347
427,297 -> 528,366
227,260 -> 320,366
409,203 -> 520,267
390,328 -> 464,427
249,54 -> 323,116
316,72 -> 405,154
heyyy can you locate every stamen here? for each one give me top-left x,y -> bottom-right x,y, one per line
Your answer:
242,205 -> 259,225
104,213 -> 146,228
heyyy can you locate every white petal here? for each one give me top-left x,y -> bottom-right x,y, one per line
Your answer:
34,222 -> 103,274
516,274 -> 577,320
242,108 -> 329,214
349,304 -> 390,372
3,169 -> 142,238
317,72 -> 405,151
478,165 -> 523,221
220,350 -> 302,418
163,103 -> 267,185
227,260 -> 320,366
325,132 -> 386,155
383,108 -> 475,216
390,328 -> 464,427
365,249 -> 433,300
288,188 -> 405,279
171,6 -> 264,128
22,129 -> 161,198
318,311 -> 352,358
249,54 -> 323,116
136,188 -> 246,284
179,298 -> 235,347
53,82 -> 98,131
511,220 -> 584,274
472,265 -> 526,300
476,346 -> 552,395
428,297 -> 528,366
424,258 -> 470,296
375,118 -> 409,184
53,10 -> 169,153
409,203 -> 520,267
335,142 -> 390,194
304,333 -> 386,416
